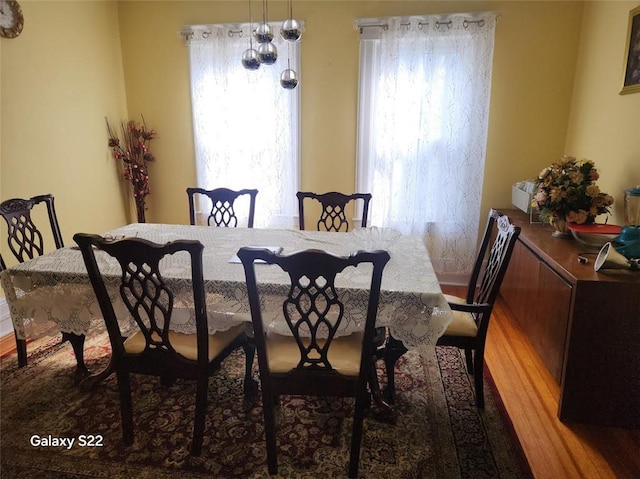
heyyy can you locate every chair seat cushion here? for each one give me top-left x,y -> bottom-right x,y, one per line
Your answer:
124,322 -> 248,361
442,294 -> 478,338
265,331 -> 364,376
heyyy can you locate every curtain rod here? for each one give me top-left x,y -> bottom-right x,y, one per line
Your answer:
179,20 -> 306,43
355,13 -> 497,33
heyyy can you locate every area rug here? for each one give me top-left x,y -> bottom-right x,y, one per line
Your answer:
0,332 -> 530,478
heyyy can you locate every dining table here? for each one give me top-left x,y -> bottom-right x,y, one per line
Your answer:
1,223 -> 453,390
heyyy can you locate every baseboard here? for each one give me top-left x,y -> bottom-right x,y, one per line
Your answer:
437,273 -> 469,287
0,298 -> 17,357
0,331 -> 16,357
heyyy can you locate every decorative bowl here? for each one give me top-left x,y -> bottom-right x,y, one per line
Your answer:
568,223 -> 621,249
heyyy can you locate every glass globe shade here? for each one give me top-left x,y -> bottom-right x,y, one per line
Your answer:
241,48 -> 261,70
280,19 -> 303,42
254,23 -> 274,44
280,68 -> 299,89
257,42 -> 278,65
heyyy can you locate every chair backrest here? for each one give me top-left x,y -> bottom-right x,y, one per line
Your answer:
187,187 -> 258,228
73,233 -> 210,368
238,247 -> 389,382
466,209 -> 521,309
0,194 -> 64,263
296,191 -> 372,232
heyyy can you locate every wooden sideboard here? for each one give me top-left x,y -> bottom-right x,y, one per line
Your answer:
498,209 -> 640,427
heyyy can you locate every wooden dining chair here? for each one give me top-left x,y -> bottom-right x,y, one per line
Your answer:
296,191 -> 372,232
187,187 -> 258,228
0,194 -> 64,262
238,246 -> 390,478
74,233 -> 253,455
0,194 -> 86,371
436,209 -> 520,408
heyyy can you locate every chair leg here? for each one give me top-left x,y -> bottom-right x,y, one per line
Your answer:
14,330 -> 27,367
242,340 -> 259,409
262,388 -> 279,475
191,376 -> 208,456
473,347 -> 485,409
464,348 -> 474,374
348,389 -> 368,478
117,370 -> 135,446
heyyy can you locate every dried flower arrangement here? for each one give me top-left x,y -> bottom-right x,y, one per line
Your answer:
106,116 -> 157,222
533,155 -> 614,233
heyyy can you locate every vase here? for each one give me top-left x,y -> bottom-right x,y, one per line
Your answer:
135,198 -> 146,223
550,217 -> 570,238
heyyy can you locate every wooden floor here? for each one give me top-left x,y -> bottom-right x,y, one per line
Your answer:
445,286 -> 640,479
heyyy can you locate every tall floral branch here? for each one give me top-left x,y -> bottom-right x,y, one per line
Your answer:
106,116 -> 157,222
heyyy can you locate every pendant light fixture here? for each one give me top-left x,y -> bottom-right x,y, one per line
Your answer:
241,0 -> 260,70
243,0 -> 302,88
279,0 -> 301,89
257,42 -> 278,65
255,0 -> 277,65
254,23 -> 274,44
280,0 -> 303,42
280,57 -> 299,89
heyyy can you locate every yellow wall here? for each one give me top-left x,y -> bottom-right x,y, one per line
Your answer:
565,1 -> 640,225
2,0 -> 637,251
1,0 -> 129,263
115,1 -> 584,225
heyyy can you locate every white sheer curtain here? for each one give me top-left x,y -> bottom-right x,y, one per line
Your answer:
356,13 -> 496,277
186,23 -> 301,228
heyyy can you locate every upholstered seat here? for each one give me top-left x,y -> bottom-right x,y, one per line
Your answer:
265,331 -> 364,375
123,323 -> 248,361
441,294 -> 480,337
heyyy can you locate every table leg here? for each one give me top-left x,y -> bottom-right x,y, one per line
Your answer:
369,359 -> 393,419
382,334 -> 408,404
61,332 -> 90,384
14,331 -> 27,367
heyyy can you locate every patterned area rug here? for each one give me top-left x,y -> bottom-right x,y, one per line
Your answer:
0,332 -> 529,478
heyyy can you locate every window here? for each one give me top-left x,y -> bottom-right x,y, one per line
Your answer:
356,14 -> 496,277
186,23 -> 301,227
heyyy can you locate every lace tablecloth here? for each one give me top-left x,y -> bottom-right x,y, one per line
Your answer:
0,224 -> 452,348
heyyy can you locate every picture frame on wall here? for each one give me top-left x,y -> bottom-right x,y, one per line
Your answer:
620,5 -> 640,95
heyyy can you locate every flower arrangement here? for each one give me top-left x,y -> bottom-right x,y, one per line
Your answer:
106,116 -> 157,223
533,155 -> 614,227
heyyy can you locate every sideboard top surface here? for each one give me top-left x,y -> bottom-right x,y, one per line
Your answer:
499,209 -> 640,285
